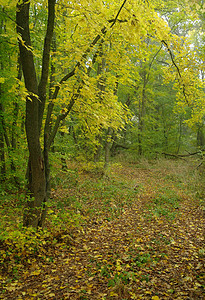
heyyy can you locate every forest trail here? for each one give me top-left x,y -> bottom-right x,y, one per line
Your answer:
1,160 -> 204,299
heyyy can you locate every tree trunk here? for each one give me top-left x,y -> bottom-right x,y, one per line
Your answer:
16,0 -> 126,227
16,0 -> 55,228
94,135 -> 102,162
138,69 -> 147,156
0,100 -> 6,182
176,116 -> 183,154
104,128 -> 113,169
0,16 -> 6,182
197,123 -> 205,149
23,96 -> 47,228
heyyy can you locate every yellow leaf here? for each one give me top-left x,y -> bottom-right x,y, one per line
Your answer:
5,286 -> 16,292
152,296 -> 160,300
116,265 -> 122,271
31,269 -> 41,276
88,277 -> 94,281
110,291 -> 118,297
48,293 -> 55,297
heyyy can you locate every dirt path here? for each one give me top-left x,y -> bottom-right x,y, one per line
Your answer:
1,163 -> 204,299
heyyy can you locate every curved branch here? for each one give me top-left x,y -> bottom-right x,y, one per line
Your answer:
161,40 -> 189,105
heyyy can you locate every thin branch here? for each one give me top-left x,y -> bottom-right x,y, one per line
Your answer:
47,84 -> 82,149
148,45 -> 162,71
108,18 -> 128,23
145,44 -> 162,85
1,8 -> 17,25
161,39 -> 189,105
157,60 -> 169,66
162,40 -> 181,76
110,0 -> 127,28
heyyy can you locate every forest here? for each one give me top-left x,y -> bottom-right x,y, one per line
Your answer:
0,0 -> 204,299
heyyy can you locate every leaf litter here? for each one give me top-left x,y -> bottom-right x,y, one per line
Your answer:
0,160 -> 204,299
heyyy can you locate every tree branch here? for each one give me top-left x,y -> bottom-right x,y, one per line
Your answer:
162,151 -> 202,158
110,0 -> 127,29
161,40 -> 189,105
145,44 -> 162,86
51,0 -> 128,102
47,0 -> 128,149
47,86 -> 81,149
38,0 -> 56,132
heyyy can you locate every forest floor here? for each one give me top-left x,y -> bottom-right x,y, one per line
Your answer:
0,158 -> 204,299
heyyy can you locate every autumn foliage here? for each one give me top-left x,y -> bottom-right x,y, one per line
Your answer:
0,0 -> 205,298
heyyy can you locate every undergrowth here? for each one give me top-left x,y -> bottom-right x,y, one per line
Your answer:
0,157 -> 204,285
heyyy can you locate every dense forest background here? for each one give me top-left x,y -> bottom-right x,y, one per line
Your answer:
0,0 -> 205,299
0,0 -> 205,190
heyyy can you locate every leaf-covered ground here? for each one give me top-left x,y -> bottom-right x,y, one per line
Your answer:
0,159 -> 204,299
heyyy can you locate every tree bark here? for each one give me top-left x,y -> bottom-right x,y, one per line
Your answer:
0,100 -> 6,182
38,0 -> 55,132
16,0 -> 55,228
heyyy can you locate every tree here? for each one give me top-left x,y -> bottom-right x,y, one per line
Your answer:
0,4 -> 25,184
16,0 -> 129,228
12,0 -> 205,228
16,0 -> 55,227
